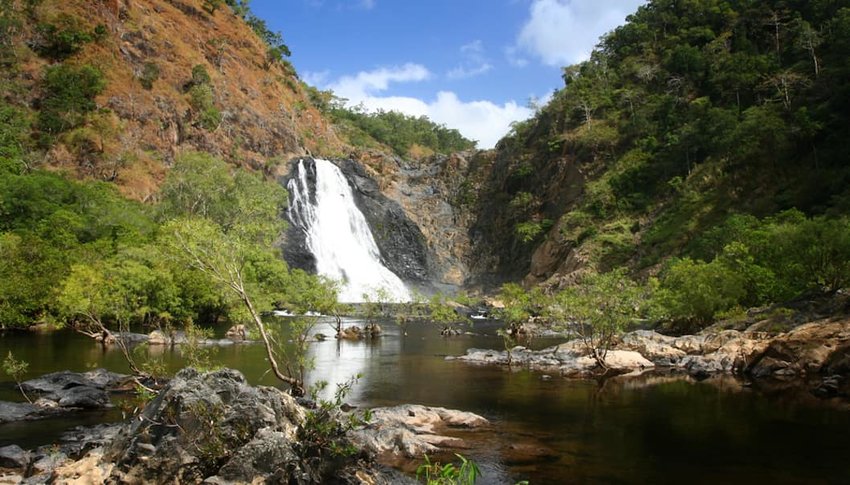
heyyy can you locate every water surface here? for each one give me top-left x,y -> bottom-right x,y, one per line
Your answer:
2,318 -> 850,483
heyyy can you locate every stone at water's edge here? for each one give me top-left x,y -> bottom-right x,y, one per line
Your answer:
351,404 -> 489,459
451,319 -> 850,392
747,319 -> 850,378
0,369 -> 131,424
450,342 -> 655,377
0,444 -> 31,471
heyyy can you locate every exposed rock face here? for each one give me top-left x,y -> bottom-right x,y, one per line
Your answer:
282,157 -> 434,285
747,319 -> 850,378
281,158 -> 318,274
351,405 -> 489,459
383,154 -> 477,287
106,368 -> 306,483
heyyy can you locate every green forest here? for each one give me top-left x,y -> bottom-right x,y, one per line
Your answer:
480,0 -> 850,331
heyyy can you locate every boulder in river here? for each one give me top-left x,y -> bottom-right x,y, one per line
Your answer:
351,404 -> 489,459
18,369 -> 129,410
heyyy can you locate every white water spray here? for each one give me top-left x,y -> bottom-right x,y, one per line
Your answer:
287,158 -> 411,303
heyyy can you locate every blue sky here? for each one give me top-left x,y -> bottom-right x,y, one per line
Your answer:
250,0 -> 646,148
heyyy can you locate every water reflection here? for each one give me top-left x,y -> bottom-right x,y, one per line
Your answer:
3,320 -> 850,483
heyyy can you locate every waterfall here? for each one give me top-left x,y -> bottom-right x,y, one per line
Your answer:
286,158 -> 412,303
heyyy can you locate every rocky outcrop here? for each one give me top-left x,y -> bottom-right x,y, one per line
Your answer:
4,368 -> 486,484
618,330 -> 771,377
146,330 -> 240,346
450,341 -> 655,377
747,319 -> 850,378
453,319 -> 850,388
351,405 -> 489,459
106,368 -> 307,483
10,369 -> 131,413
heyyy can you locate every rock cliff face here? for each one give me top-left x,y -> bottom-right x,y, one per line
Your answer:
281,157 -> 434,289
345,151 -> 483,289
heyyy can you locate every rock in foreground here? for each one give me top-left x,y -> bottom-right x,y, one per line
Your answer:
105,368 -> 313,484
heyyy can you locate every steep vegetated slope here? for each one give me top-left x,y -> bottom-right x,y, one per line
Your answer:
0,0 -> 482,328
0,0 -> 354,200
465,0 -> 850,298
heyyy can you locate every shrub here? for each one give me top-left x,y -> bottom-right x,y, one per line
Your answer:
191,64 -> 211,87
515,219 -> 553,243
0,102 -> 30,174
32,14 -> 94,60
139,62 -> 160,90
548,268 -> 644,369
188,84 -> 221,131
656,257 -> 746,328
38,63 -> 106,135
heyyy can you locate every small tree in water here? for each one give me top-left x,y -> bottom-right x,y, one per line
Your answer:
2,351 -> 31,403
159,153 -> 340,396
547,269 -> 644,370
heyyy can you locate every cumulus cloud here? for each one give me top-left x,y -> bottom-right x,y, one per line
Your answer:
447,40 -> 493,80
515,0 -> 645,66
321,65 -> 532,149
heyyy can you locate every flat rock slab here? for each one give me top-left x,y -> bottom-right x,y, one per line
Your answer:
18,369 -> 130,411
0,401 -> 66,425
351,404 -> 489,458
450,345 -> 655,377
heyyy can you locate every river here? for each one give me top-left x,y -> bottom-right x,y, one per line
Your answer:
2,318 -> 850,483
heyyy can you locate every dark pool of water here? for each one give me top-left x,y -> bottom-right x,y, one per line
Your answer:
2,318 -> 850,484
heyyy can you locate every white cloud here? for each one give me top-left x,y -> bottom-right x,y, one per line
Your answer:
302,70 -> 330,87
327,63 -> 430,102
321,65 -> 532,149
515,0 -> 645,66
447,40 -> 493,80
358,92 -> 531,149
358,0 -> 375,9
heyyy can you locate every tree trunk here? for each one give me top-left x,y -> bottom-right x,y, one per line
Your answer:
240,290 -> 305,396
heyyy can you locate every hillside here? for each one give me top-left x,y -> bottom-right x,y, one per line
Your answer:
459,0 -> 850,295
0,0 -> 361,200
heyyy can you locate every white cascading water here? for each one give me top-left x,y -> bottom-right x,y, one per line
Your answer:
287,158 -> 411,303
